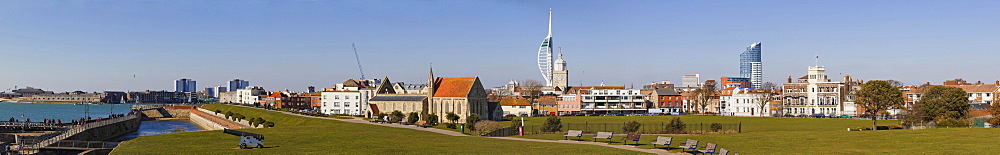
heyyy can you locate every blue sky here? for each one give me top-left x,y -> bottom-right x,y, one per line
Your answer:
1,1 -> 999,92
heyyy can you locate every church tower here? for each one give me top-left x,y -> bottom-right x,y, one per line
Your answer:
426,65 -> 435,116
553,52 -> 569,91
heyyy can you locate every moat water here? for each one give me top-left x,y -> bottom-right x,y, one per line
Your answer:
0,102 -> 205,141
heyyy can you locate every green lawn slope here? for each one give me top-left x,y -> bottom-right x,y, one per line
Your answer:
508,115 -> 1000,154
113,104 -> 648,154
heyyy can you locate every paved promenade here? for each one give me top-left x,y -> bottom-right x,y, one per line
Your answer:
247,106 -> 681,155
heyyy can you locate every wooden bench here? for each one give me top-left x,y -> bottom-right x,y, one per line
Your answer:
698,143 -> 717,155
718,148 -> 729,155
650,136 -> 672,149
620,133 -> 641,146
593,132 -> 614,143
563,130 -> 583,140
678,139 -> 699,153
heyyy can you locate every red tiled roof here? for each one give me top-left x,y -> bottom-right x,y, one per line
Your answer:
499,98 -> 531,106
539,96 -> 558,105
268,92 -> 287,97
433,77 -> 478,97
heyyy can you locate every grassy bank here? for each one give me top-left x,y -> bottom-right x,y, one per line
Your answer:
508,115 -> 1000,154
113,104 -> 648,154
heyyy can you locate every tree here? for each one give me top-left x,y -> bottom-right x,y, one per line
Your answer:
390,110 -> 405,123
466,114 -> 481,130
520,80 -> 544,104
695,81 -> 718,114
885,80 -> 906,88
474,121 -> 502,136
665,117 -> 687,134
623,121 -> 641,133
754,82 -> 777,117
407,112 -> 420,124
541,116 -> 562,132
988,101 -> 1000,127
446,112 -> 460,124
900,102 -> 926,127
424,114 -> 439,126
510,117 -> 522,127
917,86 -> 969,122
855,80 -> 904,130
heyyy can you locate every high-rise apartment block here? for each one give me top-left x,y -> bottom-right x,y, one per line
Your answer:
740,42 -> 762,88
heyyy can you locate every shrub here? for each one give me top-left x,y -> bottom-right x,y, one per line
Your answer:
446,112 -> 460,124
542,116 -> 563,132
263,122 -> 275,128
424,114 -> 439,126
466,114 -> 480,130
474,121 -> 502,136
937,119 -> 970,128
390,111 -> 405,123
214,110 -> 221,115
446,123 -> 457,129
623,121 -> 641,133
503,115 -> 515,121
249,117 -> 258,127
407,112 -> 420,124
710,123 -> 723,132
665,117 -> 687,134
254,118 -> 266,127
224,111 -> 233,119
888,125 -> 904,129
510,119 -> 522,127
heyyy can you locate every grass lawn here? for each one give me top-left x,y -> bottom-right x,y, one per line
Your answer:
508,115 -> 1000,154
113,104 -> 648,154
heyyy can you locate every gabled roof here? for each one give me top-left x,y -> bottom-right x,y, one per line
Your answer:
539,96 -> 557,105
433,77 -> 479,97
946,84 -> 998,93
499,98 -> 531,106
369,95 -> 426,101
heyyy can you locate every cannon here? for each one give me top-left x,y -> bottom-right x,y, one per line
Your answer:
223,129 -> 264,149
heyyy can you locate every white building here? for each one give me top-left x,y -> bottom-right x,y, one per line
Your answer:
237,86 -> 266,105
499,98 -> 532,116
682,74 -> 701,88
720,88 -> 771,117
782,66 -> 853,117
579,88 -> 649,114
321,90 -> 369,116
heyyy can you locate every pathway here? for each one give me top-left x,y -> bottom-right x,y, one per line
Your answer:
239,105 -> 682,155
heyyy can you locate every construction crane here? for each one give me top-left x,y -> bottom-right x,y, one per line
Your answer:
352,43 -> 366,80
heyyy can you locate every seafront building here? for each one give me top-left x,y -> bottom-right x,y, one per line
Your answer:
781,66 -> 856,117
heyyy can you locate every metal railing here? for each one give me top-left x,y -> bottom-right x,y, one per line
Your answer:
48,140 -> 120,149
489,122 -> 742,137
17,114 -> 137,151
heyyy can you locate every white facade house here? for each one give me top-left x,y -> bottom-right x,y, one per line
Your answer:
499,98 -> 532,116
720,88 -> 771,117
782,66 -> 855,117
580,89 -> 648,114
237,86 -> 266,105
321,90 -> 369,116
